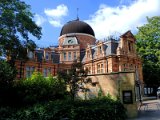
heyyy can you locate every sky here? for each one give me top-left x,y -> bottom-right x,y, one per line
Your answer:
23,0 -> 160,47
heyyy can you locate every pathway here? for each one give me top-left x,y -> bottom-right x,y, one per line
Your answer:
128,99 -> 160,120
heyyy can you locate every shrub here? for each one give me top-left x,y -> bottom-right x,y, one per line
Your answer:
0,72 -> 66,106
14,72 -> 66,104
34,97 -> 126,120
0,97 -> 127,120
71,97 -> 126,120
0,60 -> 16,84
0,60 -> 17,105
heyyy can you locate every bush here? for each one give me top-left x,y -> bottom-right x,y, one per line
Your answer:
0,60 -> 16,84
14,72 -> 66,104
0,97 -> 126,120
72,97 -> 126,120
0,72 -> 66,106
0,60 -> 17,105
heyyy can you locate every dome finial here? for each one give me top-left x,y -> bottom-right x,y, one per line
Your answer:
76,8 -> 79,20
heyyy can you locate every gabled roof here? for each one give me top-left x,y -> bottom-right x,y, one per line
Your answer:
120,30 -> 136,41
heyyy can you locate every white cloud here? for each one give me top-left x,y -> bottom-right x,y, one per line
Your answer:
49,19 -> 62,27
44,4 -> 68,18
44,4 -> 68,27
35,14 -> 46,26
86,0 -> 160,39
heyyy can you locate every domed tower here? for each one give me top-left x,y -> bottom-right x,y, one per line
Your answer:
58,19 -> 96,64
59,19 -> 96,49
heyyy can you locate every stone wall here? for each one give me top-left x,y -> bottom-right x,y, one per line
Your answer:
78,72 -> 138,118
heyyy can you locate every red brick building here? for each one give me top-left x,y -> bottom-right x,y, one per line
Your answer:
14,19 -> 144,117
15,19 -> 143,85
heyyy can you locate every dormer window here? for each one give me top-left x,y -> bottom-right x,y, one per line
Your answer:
87,51 -> 90,58
100,46 -> 102,53
36,51 -> 43,62
128,41 -> 133,52
98,46 -> 102,54
45,52 -> 49,60
28,51 -> 33,59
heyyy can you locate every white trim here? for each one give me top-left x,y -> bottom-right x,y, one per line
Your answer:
59,33 -> 95,40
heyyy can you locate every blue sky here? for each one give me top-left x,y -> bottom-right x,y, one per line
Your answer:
23,0 -> 160,47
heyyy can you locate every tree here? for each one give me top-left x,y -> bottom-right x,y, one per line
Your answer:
135,16 -> 160,87
57,60 -> 92,101
0,60 -> 16,85
0,0 -> 42,66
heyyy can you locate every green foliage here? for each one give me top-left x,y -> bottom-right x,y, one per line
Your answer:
136,16 -> 160,63
0,60 -> 16,84
98,88 -> 103,98
142,62 -> 160,86
30,71 -> 44,81
0,0 -> 42,62
0,97 -> 126,120
0,107 -> 16,120
14,72 -> 66,104
58,60 -> 93,101
0,72 -> 66,105
135,16 -> 160,86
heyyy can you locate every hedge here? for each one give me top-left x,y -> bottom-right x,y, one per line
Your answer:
0,97 -> 126,120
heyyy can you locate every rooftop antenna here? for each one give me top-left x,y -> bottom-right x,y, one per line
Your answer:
76,8 -> 79,20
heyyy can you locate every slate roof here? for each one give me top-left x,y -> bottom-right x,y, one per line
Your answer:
81,39 -> 119,62
103,40 -> 118,56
